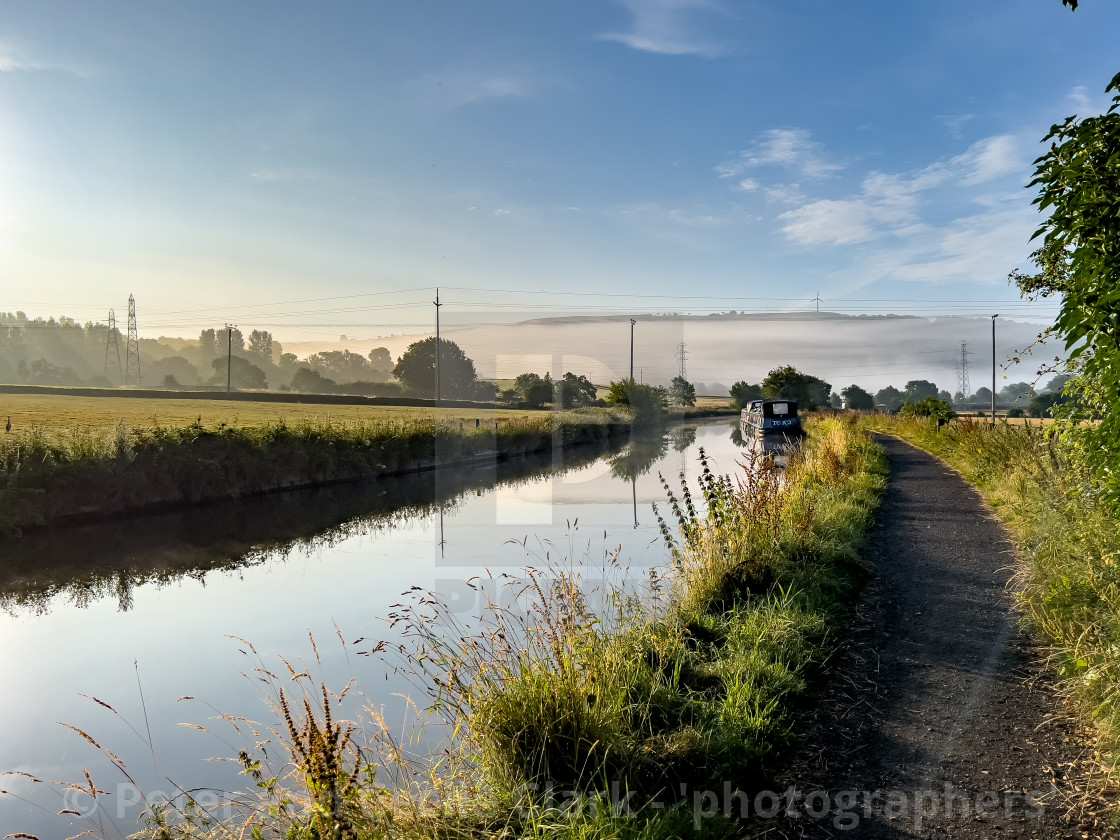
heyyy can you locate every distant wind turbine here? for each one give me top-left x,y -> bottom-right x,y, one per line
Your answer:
811,291 -> 823,313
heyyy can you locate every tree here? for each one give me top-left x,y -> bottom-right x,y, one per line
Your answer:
149,356 -> 200,386
972,386 -> 993,404
669,376 -> 696,407
1000,382 -> 1034,405
729,381 -> 762,409
211,356 -> 266,389
899,397 -> 956,422
291,367 -> 336,393
1011,71 -> 1120,501
247,330 -> 274,365
829,393 -> 842,409
392,337 -> 478,398
554,372 -> 597,409
307,349 -> 373,381
902,380 -> 939,405
841,384 -> 875,411
223,327 -> 245,354
604,379 -> 669,424
875,386 -> 903,413
368,347 -> 393,373
761,366 -> 831,409
199,329 -> 218,359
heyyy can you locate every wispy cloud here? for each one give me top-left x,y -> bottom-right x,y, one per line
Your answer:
0,40 -> 91,76
937,113 -> 975,140
405,68 -> 536,109
718,128 -> 843,182
776,134 -> 1026,247
598,0 -> 727,58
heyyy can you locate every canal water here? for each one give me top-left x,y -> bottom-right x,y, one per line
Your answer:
0,419 -> 749,836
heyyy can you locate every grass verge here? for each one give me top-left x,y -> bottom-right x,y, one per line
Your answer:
0,409 -> 628,533
855,414 -> 1120,779
76,418 -> 885,839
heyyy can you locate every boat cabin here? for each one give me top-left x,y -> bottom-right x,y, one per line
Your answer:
740,399 -> 805,439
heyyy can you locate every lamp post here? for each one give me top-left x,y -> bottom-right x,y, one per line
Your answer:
991,314 -> 998,426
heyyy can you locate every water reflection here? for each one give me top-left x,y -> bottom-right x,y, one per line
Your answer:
0,420 -> 748,837
0,435 -> 627,616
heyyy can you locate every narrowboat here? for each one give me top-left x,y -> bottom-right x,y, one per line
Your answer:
740,399 -> 806,441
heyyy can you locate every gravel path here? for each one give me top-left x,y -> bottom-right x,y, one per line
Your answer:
744,435 -> 1114,839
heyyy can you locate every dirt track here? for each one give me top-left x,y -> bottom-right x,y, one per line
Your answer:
746,436 -> 1115,839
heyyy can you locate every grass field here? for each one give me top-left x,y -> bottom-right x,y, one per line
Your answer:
0,393 -> 554,437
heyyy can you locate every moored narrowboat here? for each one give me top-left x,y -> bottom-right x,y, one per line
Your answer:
740,399 -> 806,440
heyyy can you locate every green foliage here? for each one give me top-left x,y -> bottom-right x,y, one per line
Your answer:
1012,71 -> 1120,505
912,398 -> 955,420
875,385 -> 903,412
761,366 -> 831,409
307,349 -> 390,384
898,397 -> 955,422
604,379 -> 668,424
668,375 -> 696,407
291,367 -> 336,393
555,372 -> 598,409
515,372 -> 554,407
841,384 -> 875,410
392,337 -> 478,398
211,355 -> 267,390
400,420 -> 885,821
902,379 -> 938,404
728,380 -> 762,409
247,329 -> 274,365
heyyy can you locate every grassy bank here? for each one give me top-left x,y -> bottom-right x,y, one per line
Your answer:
0,409 -> 629,533
855,414 -> 1120,777
104,418 -> 886,839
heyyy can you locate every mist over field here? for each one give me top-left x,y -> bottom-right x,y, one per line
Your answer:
286,313 -> 1057,395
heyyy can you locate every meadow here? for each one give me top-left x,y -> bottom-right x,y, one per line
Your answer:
0,394 -> 631,533
0,392 -> 553,437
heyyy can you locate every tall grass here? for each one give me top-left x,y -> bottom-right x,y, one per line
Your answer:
0,410 -> 629,533
17,419 -> 886,839
856,414 -> 1120,776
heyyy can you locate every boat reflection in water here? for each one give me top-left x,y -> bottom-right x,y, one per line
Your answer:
739,398 -> 807,468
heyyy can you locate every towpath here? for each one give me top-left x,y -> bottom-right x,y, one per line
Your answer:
749,435 -> 1113,839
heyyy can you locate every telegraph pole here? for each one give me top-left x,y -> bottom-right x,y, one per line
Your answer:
225,323 -> 236,394
434,288 -> 442,405
629,318 -> 636,383
991,314 -> 998,426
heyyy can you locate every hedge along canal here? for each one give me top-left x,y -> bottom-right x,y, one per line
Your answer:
0,409 -> 632,533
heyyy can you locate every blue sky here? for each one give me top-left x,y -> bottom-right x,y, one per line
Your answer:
1,0 -> 1118,340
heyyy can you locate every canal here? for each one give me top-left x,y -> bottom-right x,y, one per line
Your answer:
0,419 -> 749,836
